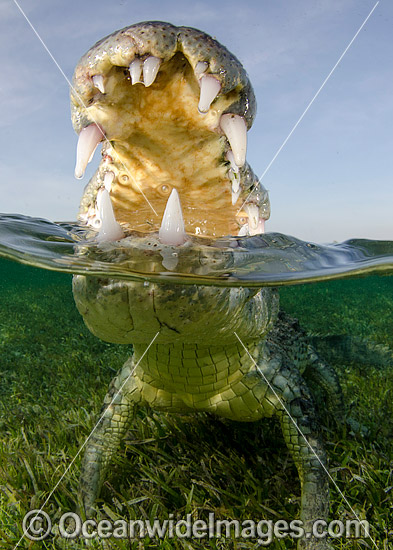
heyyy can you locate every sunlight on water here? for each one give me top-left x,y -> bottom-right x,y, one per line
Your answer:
1,214 -> 392,287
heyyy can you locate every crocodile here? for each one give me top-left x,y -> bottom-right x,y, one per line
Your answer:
71,22 -> 345,549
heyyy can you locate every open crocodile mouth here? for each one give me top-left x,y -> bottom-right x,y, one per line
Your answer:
71,21 -> 270,245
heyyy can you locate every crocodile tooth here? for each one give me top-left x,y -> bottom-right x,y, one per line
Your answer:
75,124 -> 104,179
159,188 -> 187,245
220,114 -> 247,167
248,218 -> 265,236
238,216 -> 266,236
229,170 -> 240,193
103,171 -> 114,192
96,188 -> 124,242
143,56 -> 161,87
226,151 -> 239,174
244,204 -> 265,235
129,58 -> 143,84
195,61 -> 208,77
198,75 -> 221,113
244,204 -> 259,232
232,186 -> 241,206
238,224 -> 249,237
255,218 -> 266,235
92,75 -> 105,93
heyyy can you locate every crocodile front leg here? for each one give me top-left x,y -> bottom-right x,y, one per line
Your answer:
79,357 -> 144,516
278,397 -> 330,549
241,352 -> 331,550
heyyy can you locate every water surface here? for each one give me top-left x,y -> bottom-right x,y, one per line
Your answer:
0,217 -> 392,548
1,214 -> 393,287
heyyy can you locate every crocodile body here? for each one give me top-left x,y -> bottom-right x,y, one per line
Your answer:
73,277 -> 343,550
71,22 -> 345,549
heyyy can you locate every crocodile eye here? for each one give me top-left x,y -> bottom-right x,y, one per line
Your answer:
120,174 -> 129,183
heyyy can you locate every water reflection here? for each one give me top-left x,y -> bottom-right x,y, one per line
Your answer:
1,213 -> 392,287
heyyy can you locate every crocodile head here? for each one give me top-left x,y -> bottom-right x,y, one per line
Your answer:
71,21 -> 270,243
71,22 -> 278,345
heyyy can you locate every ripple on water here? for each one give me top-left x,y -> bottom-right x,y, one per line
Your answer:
0,214 -> 392,287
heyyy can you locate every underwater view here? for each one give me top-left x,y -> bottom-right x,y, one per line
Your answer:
0,223 -> 392,549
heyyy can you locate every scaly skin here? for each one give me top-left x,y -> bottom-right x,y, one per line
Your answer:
71,22 -> 344,549
73,276 -> 343,549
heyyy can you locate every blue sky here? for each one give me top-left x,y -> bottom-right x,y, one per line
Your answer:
0,0 -> 392,242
